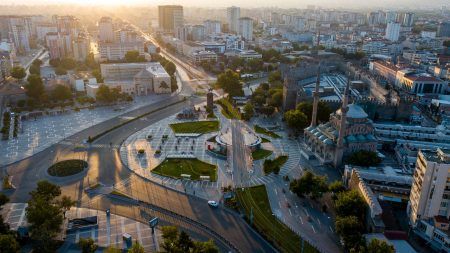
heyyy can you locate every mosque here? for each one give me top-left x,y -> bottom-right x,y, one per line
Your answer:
303,69 -> 378,168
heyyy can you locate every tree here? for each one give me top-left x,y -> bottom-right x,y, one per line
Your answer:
0,234 -> 20,253
242,102 -> 254,121
54,67 -> 67,75
60,58 -> 77,70
78,238 -> 98,253
125,50 -> 145,63
92,69 -> 103,83
193,239 -> 219,253
11,66 -> 26,80
290,171 -> 328,198
334,190 -> 367,222
58,195 -> 75,218
128,241 -> 145,253
163,61 -> 176,76
268,71 -> 281,83
25,74 -> 45,102
0,193 -> 9,206
296,101 -> 332,123
365,238 -> 395,253
26,180 -> 69,252
96,85 -> 114,103
284,109 -> 308,132
177,231 -> 194,252
268,90 -> 283,107
216,69 -> 243,97
29,60 -> 41,76
347,150 -> 381,167
335,215 -> 363,251
51,84 -> 72,101
328,181 -> 346,194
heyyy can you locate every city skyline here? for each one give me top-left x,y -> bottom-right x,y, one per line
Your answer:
1,0 -> 449,9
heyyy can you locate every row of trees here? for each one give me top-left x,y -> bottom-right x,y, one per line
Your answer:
161,226 -> 218,253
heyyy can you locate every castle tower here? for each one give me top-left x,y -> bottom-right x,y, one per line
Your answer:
282,75 -> 298,111
333,76 -> 351,168
310,64 -> 321,127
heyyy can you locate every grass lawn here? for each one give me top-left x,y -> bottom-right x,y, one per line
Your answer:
252,149 -> 273,160
254,125 -> 281,139
152,158 -> 217,181
48,159 -> 87,177
169,120 -> 219,134
236,185 -> 319,253
261,137 -> 271,143
216,98 -> 241,120
263,155 -> 288,175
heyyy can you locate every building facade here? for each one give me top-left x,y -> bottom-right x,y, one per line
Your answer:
158,5 -> 184,33
227,6 -> 240,33
238,17 -> 253,41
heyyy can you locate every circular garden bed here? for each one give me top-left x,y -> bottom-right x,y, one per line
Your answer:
48,159 -> 88,177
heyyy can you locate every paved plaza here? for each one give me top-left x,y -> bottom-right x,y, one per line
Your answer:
0,94 -> 170,166
1,203 -> 161,252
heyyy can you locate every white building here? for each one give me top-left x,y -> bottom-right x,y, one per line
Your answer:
98,41 -> 145,61
227,6 -> 240,33
191,25 -> 206,41
70,72 -> 97,92
191,50 -> 217,63
385,22 -> 400,42
204,20 -> 221,35
101,62 -> 171,95
408,148 -> 450,225
238,17 -> 253,41
98,17 -> 114,42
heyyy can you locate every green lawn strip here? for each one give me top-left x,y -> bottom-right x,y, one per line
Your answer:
254,125 -> 281,139
48,159 -> 87,177
252,149 -> 273,160
236,185 -> 319,253
152,158 -> 217,181
261,137 -> 271,143
263,155 -> 288,175
169,120 -> 219,134
216,98 -> 241,120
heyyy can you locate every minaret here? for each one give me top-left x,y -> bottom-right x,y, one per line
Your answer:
310,63 -> 321,127
333,75 -> 351,168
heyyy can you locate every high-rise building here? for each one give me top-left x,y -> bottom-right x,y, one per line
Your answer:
203,20 -> 221,35
72,34 -> 90,61
238,17 -> 253,41
45,32 -> 72,60
403,12 -> 415,27
158,5 -> 184,33
385,11 -> 397,24
437,21 -> 450,37
52,15 -> 79,38
227,6 -> 240,33
98,17 -> 114,42
191,25 -> 206,41
385,22 -> 400,42
10,24 -> 30,54
408,148 -> 450,225
176,25 -> 190,41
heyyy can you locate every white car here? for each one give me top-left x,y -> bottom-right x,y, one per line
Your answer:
207,200 -> 219,208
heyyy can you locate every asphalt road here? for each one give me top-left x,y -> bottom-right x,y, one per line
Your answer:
2,94 -> 274,252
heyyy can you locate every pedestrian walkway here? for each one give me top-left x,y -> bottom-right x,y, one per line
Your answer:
0,203 -> 161,252
0,95 -> 170,166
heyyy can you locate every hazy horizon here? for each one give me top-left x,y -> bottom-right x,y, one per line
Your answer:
1,0 -> 449,9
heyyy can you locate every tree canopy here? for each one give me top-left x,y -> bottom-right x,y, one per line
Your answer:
335,215 -> 363,251
161,226 -> 218,253
96,85 -> 120,104
125,50 -> 146,63
51,84 -> 72,101
347,150 -> 381,167
284,109 -> 308,132
216,69 -> 243,97
334,190 -> 367,222
365,238 -> 395,253
296,101 -> 332,124
242,102 -> 254,121
11,66 -> 26,80
25,74 -> 45,102
290,170 -> 328,198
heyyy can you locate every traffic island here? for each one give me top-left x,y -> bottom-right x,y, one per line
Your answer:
152,158 -> 217,181
169,120 -> 219,134
251,149 -> 273,160
48,159 -> 88,177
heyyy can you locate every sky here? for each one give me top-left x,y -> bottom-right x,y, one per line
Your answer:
1,0 -> 449,9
